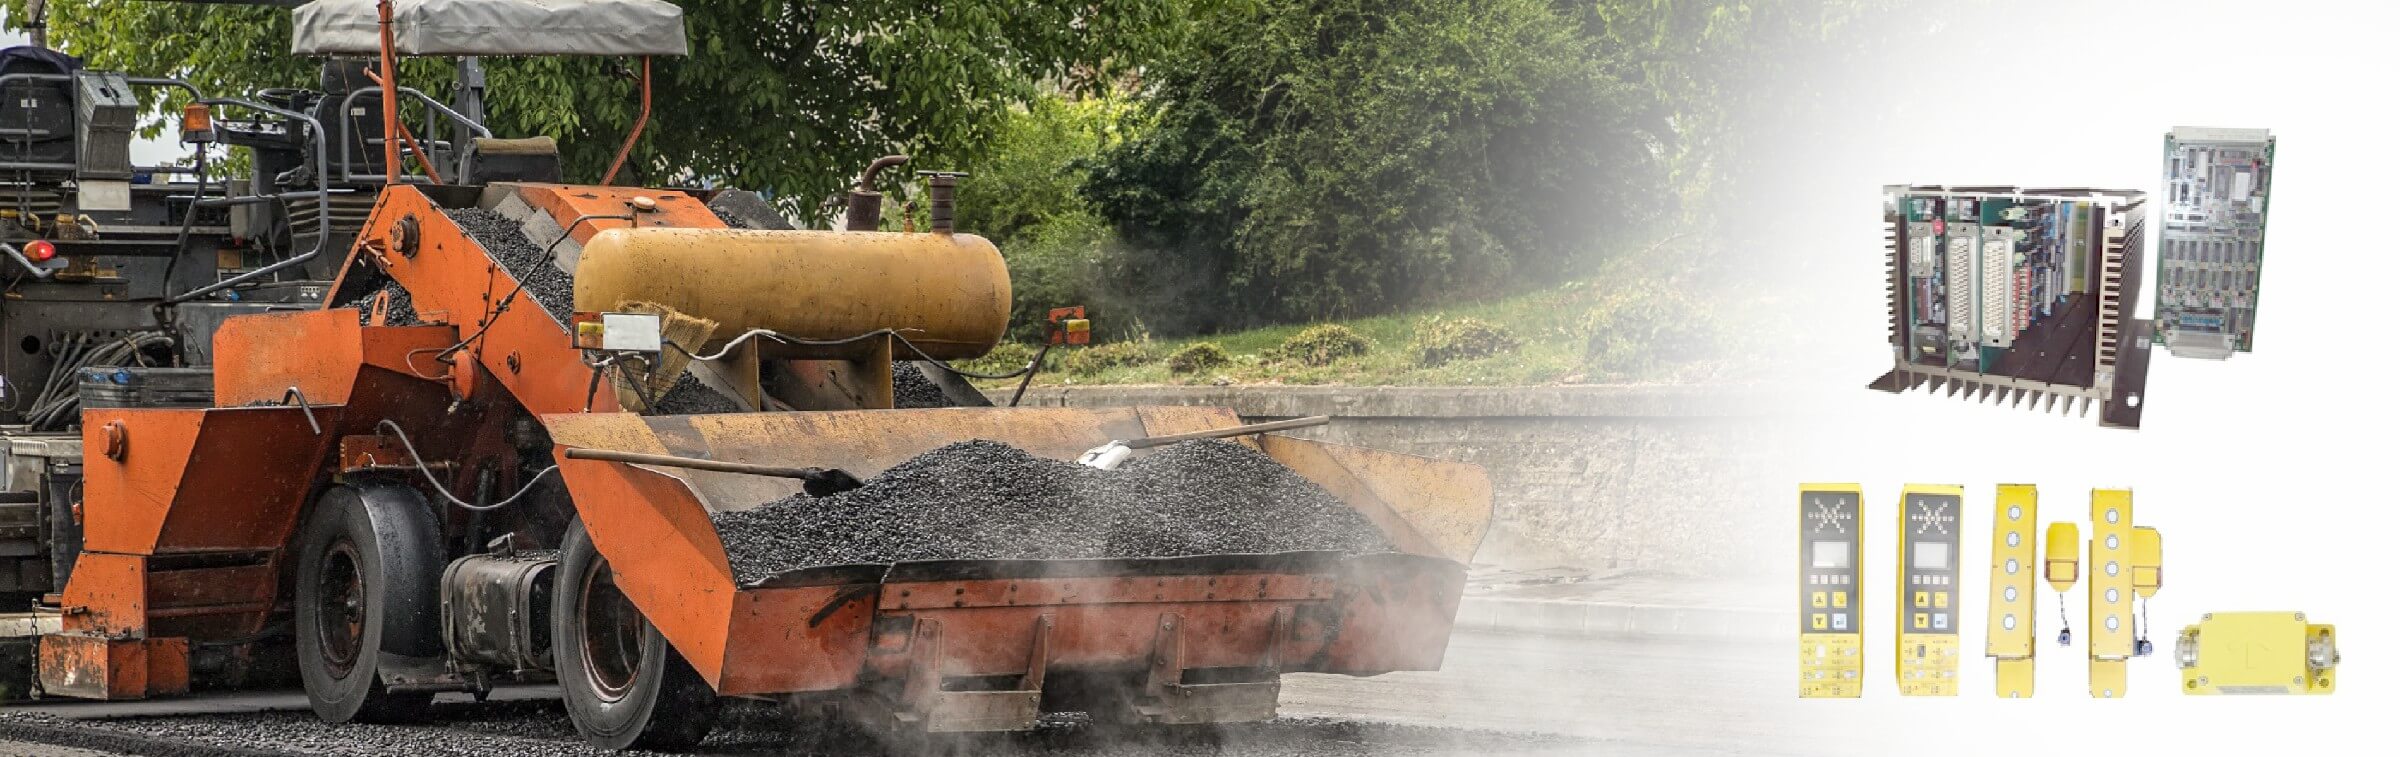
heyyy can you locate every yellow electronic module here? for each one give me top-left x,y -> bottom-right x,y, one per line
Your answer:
2086,489 -> 2162,697
1896,484 -> 1962,696
1985,484 -> 2038,697
2177,612 -> 2337,695
1799,484 -> 1864,698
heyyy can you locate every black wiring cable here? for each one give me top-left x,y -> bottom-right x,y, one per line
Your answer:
374,419 -> 556,512
2057,594 -> 2072,645
670,328 -> 1040,380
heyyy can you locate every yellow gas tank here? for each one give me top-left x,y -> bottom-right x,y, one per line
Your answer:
572,227 -> 1011,359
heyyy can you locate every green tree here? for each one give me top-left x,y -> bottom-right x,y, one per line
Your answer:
5,0 -> 1197,214
1084,0 -> 1666,333
952,96 -> 1136,340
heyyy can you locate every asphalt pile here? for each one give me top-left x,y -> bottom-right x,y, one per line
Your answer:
711,439 -> 1392,585
345,278 -> 420,326
446,207 -> 575,324
892,362 -> 955,408
649,372 -> 743,415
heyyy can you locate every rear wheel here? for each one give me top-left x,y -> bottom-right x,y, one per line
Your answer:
294,484 -> 440,723
555,518 -> 720,751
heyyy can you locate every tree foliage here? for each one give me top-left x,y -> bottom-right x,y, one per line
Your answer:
1083,0 -> 1668,333
4,0 -> 1196,213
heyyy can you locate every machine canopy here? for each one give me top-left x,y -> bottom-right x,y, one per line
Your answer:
291,0 -> 688,57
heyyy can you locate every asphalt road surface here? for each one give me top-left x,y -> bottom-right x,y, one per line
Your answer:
3,629 -> 1808,756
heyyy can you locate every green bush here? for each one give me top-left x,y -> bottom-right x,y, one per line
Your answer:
1580,282 -> 1717,377
1083,0 -> 1666,333
1061,339 -> 1157,375
1166,342 -> 1230,374
1412,316 -> 1522,366
1274,324 -> 1373,366
956,341 -> 1038,377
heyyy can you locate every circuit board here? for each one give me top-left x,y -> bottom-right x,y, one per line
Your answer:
2154,127 -> 2274,359
1871,186 -> 2153,429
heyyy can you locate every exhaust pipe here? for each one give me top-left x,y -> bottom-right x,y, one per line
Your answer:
918,171 -> 966,234
845,155 -> 909,231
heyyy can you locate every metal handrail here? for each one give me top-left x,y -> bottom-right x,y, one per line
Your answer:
166,97 -> 330,304
337,86 -> 492,183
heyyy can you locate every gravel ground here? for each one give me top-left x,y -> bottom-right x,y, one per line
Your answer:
711,439 -> 1391,586
1,700 -> 1582,757
447,207 -> 575,324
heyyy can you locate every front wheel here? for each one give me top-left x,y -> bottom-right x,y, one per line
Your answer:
294,484 -> 440,723
554,518 -> 720,751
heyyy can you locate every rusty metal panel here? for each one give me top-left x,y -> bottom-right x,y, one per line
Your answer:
872,602 -> 1315,679
79,408 -> 329,555
510,184 -> 724,244
36,634 -> 157,700
550,456 -> 737,687
1314,554 -> 1465,674
714,584 -> 873,696
58,553 -> 146,635
347,187 -> 610,415
1258,435 -> 1492,563
140,638 -> 188,697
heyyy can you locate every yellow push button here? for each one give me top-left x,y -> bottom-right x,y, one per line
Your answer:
1914,591 -> 1930,607
1811,592 -> 1828,608
1914,612 -> 1930,630
1812,614 -> 1829,630
1832,592 -> 1849,608
1934,592 -> 1949,609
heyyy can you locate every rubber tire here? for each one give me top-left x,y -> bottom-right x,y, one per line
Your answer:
555,518 -> 721,751
294,484 -> 441,723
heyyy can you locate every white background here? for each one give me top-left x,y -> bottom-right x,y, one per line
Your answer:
1740,0 -> 2392,752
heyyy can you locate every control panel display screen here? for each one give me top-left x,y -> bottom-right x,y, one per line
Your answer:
1914,542 -> 1951,569
1811,540 -> 1850,568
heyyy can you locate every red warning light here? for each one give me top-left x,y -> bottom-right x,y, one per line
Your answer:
25,240 -> 57,262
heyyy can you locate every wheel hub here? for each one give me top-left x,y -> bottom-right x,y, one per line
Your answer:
579,557 -> 645,702
315,541 -> 367,678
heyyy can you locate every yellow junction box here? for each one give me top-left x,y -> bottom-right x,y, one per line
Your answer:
2178,612 -> 2338,695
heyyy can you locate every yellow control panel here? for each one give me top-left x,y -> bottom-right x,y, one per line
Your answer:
1896,484 -> 1962,696
1985,484 -> 2038,697
1799,484 -> 1863,698
2087,488 -> 2162,697
2177,612 -> 2337,695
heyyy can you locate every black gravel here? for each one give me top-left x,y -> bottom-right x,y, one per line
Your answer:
344,278 -> 419,326
649,372 -> 742,415
892,363 -> 953,408
1,702 -> 1584,756
446,207 -> 574,324
711,439 -> 1392,586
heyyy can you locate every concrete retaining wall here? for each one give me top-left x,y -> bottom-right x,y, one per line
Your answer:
1015,385 -> 1779,577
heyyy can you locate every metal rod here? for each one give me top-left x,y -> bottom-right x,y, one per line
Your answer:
601,56 -> 652,185
377,0 -> 401,184
1121,416 -> 1332,449
564,448 -> 832,480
